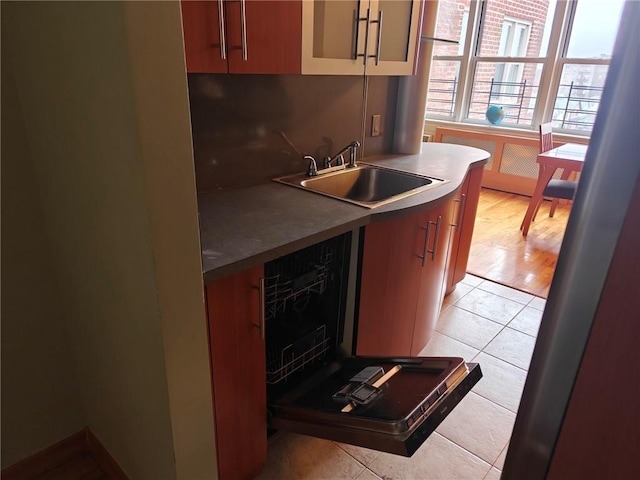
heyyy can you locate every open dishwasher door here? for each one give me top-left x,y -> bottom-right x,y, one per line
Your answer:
269,356 -> 482,456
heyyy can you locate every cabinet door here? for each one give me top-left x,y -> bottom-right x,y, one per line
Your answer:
445,166 -> 484,295
181,0 -> 228,73
206,265 -> 266,479
182,1 -> 302,74
412,199 -> 455,355
301,0 -> 368,75
365,0 -> 422,76
225,0 -> 302,74
356,211 -> 425,356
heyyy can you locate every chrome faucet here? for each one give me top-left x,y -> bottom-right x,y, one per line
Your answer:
304,140 -> 360,177
305,155 -> 318,177
331,140 -> 360,169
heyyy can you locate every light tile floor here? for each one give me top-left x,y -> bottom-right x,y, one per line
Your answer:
256,275 -> 545,480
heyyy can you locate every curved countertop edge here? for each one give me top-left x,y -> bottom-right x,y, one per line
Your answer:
198,143 -> 490,284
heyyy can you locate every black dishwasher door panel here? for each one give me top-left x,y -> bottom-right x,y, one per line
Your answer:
269,357 -> 482,456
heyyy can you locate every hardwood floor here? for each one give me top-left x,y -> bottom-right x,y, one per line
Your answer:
467,188 -> 572,298
1,430 -> 123,480
32,453 -> 106,480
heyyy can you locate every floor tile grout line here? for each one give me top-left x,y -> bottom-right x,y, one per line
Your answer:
437,295 -> 535,371
437,315 -> 513,354
475,349 -> 531,373
363,467 -> 382,480
453,300 -> 527,324
500,323 -> 539,339
464,390 -> 521,416
474,284 -> 535,305
443,303 -> 517,328
332,442 -> 379,471
463,276 -> 548,309
447,286 -> 540,340
436,429 -> 507,468
478,324 -> 521,362
430,329 -> 482,355
471,390 -> 520,415
446,286 -> 529,325
435,327 -> 495,353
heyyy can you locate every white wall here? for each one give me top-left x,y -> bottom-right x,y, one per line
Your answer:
122,3 -> 217,479
1,2 -> 216,478
1,39 -> 85,468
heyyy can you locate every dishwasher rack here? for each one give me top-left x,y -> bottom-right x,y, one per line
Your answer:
263,232 -> 350,387
263,248 -> 333,323
266,325 -> 330,384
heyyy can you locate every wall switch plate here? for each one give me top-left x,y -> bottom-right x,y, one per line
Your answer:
371,114 -> 381,137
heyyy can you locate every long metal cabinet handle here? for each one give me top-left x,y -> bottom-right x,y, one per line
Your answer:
352,8 -> 365,60
451,193 -> 466,227
458,193 -> 467,227
355,8 -> 371,65
369,10 -> 383,65
430,215 -> 442,261
418,222 -> 432,267
253,277 -> 265,340
419,215 -> 442,266
217,0 -> 227,60
239,0 -> 248,61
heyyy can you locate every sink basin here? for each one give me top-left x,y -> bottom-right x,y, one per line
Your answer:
274,164 -> 448,208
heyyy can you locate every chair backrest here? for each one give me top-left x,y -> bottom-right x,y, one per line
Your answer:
539,123 -> 554,153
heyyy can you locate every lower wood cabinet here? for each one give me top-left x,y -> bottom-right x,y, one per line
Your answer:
445,165 -> 484,295
356,199 -> 455,356
205,265 -> 266,479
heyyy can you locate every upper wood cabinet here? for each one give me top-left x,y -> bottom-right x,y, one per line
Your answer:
302,0 -> 422,75
181,0 -> 302,74
356,199 -> 454,357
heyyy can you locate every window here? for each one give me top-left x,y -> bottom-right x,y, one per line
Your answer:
494,18 -> 531,94
425,0 -> 625,134
550,0 -> 623,131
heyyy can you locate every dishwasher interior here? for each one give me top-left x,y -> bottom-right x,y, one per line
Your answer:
264,231 -> 352,401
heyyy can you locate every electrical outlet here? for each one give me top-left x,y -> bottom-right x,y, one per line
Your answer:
371,114 -> 381,137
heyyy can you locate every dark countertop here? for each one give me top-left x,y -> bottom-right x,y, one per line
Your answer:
198,143 -> 490,284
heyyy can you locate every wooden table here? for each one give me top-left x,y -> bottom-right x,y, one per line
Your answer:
521,143 -> 588,236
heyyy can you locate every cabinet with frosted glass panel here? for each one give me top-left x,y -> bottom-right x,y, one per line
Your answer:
303,0 -> 423,75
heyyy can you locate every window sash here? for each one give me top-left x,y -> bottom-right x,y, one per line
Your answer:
427,0 -> 613,135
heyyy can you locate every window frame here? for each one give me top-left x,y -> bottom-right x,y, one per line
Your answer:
426,0 -> 615,136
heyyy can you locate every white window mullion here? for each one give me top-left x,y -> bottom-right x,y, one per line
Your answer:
457,0 -> 482,122
537,0 -> 573,126
473,56 -> 545,64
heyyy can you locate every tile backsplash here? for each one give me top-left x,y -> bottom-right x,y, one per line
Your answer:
188,74 -> 398,192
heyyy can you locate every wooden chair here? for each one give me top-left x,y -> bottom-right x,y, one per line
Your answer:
539,122 -> 554,152
532,123 -> 577,220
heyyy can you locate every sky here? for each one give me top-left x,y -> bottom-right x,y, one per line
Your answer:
559,0 -> 626,58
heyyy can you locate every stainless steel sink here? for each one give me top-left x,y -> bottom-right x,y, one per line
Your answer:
274,164 -> 448,208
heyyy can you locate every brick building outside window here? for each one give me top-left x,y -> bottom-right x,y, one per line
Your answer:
425,0 -> 624,134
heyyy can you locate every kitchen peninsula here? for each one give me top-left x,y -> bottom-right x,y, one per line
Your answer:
199,142 -> 489,479
199,143 -> 489,283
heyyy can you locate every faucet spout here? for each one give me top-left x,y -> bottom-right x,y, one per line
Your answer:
305,155 -> 318,177
330,140 -> 360,168
304,141 -> 360,177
